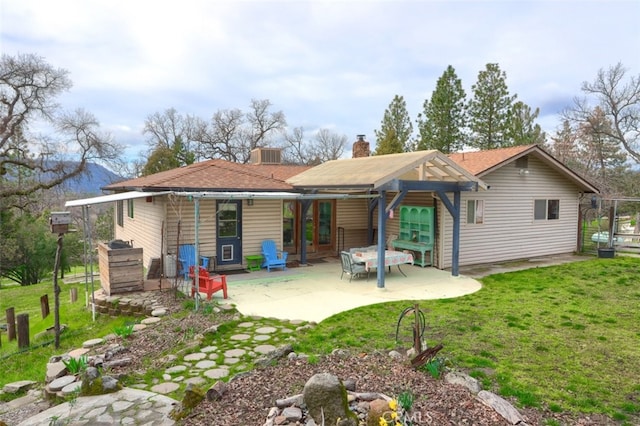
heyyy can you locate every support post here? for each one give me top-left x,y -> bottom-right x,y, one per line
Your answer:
40,295 -> 50,319
17,313 -> 29,349
6,307 -> 15,341
376,191 -> 387,288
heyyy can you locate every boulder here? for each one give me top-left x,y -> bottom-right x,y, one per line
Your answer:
303,373 -> 358,426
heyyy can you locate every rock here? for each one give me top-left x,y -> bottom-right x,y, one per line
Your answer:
48,375 -> 77,392
45,362 -> 67,383
445,371 -> 482,394
254,344 -> 294,367
303,373 -> 358,426
3,380 -> 37,393
477,390 -> 524,425
80,367 -> 122,396
170,383 -> 205,421
366,399 -> 390,426
282,406 -> 302,422
331,348 -> 350,358
388,350 -> 403,361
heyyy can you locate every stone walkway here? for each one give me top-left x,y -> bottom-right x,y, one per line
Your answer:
2,291 -> 308,426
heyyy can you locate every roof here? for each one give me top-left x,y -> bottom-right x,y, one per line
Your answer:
448,144 -> 599,193
448,145 -> 535,175
103,159 -> 312,192
286,150 -> 486,190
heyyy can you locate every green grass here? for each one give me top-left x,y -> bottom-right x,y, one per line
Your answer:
0,279 -> 122,384
2,257 -> 640,424
294,256 -> 640,421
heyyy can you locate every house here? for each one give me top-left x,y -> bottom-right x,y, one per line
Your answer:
444,145 -> 598,267
66,141 -> 597,287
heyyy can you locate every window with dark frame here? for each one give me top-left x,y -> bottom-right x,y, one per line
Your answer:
127,199 -> 134,219
534,199 -> 560,220
466,199 -> 484,224
117,200 -> 124,227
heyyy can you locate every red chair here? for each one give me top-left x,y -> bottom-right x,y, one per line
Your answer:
189,266 -> 228,300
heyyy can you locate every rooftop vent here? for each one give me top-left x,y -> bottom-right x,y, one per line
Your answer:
250,148 -> 282,165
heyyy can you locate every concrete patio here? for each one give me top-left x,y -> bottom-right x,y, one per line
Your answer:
210,257 -> 483,323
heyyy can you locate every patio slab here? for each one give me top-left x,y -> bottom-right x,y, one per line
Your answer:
220,258 -> 482,322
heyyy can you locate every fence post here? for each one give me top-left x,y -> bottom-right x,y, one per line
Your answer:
17,313 -> 29,349
6,307 -> 15,341
41,294 -> 50,319
70,287 -> 78,303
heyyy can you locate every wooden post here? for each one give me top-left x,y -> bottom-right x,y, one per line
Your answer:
40,295 -> 50,319
17,313 -> 29,349
413,303 -> 422,353
53,233 -> 64,349
70,288 -> 78,303
6,307 -> 15,341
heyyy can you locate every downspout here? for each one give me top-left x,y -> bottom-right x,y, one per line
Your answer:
451,191 -> 460,276
194,197 -> 200,311
376,191 -> 386,288
300,200 -> 312,265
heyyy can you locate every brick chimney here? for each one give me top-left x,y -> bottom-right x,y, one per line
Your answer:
352,134 -> 370,158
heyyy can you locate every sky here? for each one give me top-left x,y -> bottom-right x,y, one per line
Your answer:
2,0 -> 639,163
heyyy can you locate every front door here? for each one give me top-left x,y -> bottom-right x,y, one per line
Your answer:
216,200 -> 242,267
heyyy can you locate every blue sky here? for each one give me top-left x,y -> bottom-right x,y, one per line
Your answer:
2,0 -> 639,162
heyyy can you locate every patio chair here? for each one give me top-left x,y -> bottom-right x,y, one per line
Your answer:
178,244 -> 210,280
189,266 -> 227,300
340,251 -> 368,282
261,239 -> 288,272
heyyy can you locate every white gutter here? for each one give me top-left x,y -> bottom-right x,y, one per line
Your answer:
65,191 -> 172,207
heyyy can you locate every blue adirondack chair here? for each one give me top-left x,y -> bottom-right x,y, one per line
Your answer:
178,244 -> 210,279
261,240 -> 288,272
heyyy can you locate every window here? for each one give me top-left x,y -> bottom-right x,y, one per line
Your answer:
466,200 -> 484,224
534,199 -> 560,220
127,199 -> 134,219
116,201 -> 124,227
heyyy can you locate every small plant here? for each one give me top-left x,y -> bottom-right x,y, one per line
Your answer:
113,323 -> 135,339
62,355 -> 88,375
379,397 -> 413,426
423,357 -> 446,379
397,391 -> 415,412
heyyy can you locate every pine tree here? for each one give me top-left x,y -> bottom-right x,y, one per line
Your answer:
508,101 -> 545,146
467,63 -> 516,149
416,65 -> 467,154
374,95 -> 413,155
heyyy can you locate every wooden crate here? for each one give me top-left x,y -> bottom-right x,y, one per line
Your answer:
98,243 -> 144,295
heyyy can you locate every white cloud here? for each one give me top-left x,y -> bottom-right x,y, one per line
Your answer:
2,0 -> 639,158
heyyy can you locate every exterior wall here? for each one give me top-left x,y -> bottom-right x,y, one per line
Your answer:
384,192 -> 436,246
114,197 -> 165,270
438,156 -> 582,268
336,198 -> 371,251
164,197 -> 284,269
241,198 -> 283,261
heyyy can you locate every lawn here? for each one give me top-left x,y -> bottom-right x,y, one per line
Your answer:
294,256 -> 640,423
1,257 -> 639,424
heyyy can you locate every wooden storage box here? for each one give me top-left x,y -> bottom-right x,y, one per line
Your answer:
98,242 -> 144,295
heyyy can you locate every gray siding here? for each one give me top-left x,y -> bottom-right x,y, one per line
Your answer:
439,156 -> 581,268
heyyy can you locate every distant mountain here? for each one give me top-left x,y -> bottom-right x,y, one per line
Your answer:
59,162 -> 124,195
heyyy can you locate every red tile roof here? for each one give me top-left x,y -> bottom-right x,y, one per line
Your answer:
448,145 -> 536,175
103,159 -> 312,192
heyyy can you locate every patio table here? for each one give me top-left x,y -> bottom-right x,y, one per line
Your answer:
351,250 -> 414,276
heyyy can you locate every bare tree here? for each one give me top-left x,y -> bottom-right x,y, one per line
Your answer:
564,63 -> 640,163
142,108 -> 198,172
282,127 -> 347,165
0,53 -> 121,203
195,108 -> 244,162
195,99 -> 286,163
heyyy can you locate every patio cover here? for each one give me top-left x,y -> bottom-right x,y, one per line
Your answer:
287,150 -> 488,284
286,150 -> 487,191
